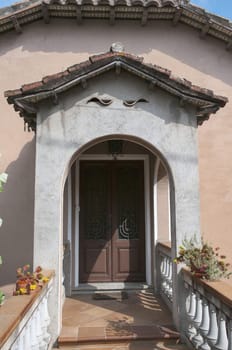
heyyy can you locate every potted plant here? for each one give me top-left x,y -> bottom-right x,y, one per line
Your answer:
13,265 -> 49,295
174,236 -> 232,281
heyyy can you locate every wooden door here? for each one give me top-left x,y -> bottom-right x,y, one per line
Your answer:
79,161 -> 145,283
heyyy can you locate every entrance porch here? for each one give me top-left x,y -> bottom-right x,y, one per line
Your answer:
58,289 -> 186,349
5,49 -> 227,347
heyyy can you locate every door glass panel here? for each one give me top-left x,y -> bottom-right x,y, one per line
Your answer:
117,166 -> 139,240
84,166 -> 108,240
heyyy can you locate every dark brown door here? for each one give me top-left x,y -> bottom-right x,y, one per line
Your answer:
79,161 -> 145,283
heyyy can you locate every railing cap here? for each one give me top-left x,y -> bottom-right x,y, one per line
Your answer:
182,268 -> 232,309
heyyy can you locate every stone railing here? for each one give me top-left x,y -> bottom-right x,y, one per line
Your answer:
182,269 -> 232,350
157,242 -> 173,310
0,271 -> 54,350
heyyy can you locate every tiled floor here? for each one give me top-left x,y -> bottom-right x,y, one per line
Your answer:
59,290 -> 182,347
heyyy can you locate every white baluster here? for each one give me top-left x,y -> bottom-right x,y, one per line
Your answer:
228,319 -> 232,350
35,308 -> 43,346
214,312 -> 229,350
160,255 -> 164,275
19,327 -> 26,350
162,256 -> 167,292
24,323 -> 31,349
192,292 -> 204,347
41,296 -> 51,345
193,292 -> 203,327
31,311 -> 40,350
164,257 -> 170,295
207,304 -> 218,346
43,293 -> 51,327
188,290 -> 197,320
167,258 -> 173,300
37,304 -> 48,350
186,288 -> 197,340
199,298 -> 210,350
11,332 -> 23,350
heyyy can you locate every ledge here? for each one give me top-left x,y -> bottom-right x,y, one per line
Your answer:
157,241 -> 171,250
0,270 -> 54,349
182,268 -> 232,309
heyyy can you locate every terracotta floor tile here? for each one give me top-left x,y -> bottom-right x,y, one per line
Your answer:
78,326 -> 105,340
59,326 -> 78,342
60,291 -> 178,346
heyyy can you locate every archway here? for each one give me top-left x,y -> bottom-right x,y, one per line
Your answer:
62,136 -> 173,296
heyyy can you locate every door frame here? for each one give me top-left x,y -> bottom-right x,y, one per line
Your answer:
74,154 -> 151,288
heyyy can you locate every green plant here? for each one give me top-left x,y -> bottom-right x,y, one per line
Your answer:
174,236 -> 232,281
0,290 -> 5,306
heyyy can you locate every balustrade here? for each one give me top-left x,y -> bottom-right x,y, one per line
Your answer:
182,270 -> 232,350
157,242 -> 173,308
1,272 -> 53,350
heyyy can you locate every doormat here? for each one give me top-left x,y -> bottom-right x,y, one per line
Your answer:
92,291 -> 128,301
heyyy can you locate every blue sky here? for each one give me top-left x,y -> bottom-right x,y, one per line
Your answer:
191,0 -> 232,20
0,0 -> 232,20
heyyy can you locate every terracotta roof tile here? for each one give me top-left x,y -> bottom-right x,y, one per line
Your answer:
42,70 -> 69,84
0,0 -> 231,51
170,75 -> 192,88
68,60 -> 92,73
4,50 -> 228,131
4,88 -> 21,97
191,85 -> 214,96
89,52 -> 144,64
21,80 -> 44,92
152,64 -> 171,77
43,0 -> 181,5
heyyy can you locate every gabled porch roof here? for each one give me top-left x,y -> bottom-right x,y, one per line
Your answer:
5,48 -> 228,131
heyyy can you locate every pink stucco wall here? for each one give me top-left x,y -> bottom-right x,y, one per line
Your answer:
0,19 -> 231,285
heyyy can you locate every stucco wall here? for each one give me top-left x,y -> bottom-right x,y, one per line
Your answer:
0,19 -> 231,285
157,163 -> 170,242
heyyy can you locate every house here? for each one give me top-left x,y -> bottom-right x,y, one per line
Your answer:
0,0 -> 232,348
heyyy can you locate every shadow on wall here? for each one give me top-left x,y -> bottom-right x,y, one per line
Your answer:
0,139 -> 35,286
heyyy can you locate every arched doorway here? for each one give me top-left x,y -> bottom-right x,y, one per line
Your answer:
63,137 -> 171,294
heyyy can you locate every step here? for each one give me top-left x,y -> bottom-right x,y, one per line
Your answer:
59,291 -> 186,349
72,283 -> 151,294
58,324 -> 180,346
57,339 -> 189,349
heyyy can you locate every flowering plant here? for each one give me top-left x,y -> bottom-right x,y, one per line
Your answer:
174,236 -> 232,281
13,265 -> 49,295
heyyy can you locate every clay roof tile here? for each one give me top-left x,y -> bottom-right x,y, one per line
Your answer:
4,89 -> 22,98
21,80 -> 44,92
4,50 -> 228,131
68,60 -> 92,73
42,70 -> 69,84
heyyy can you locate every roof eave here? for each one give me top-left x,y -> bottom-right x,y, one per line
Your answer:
5,54 -> 228,131
0,1 -> 232,50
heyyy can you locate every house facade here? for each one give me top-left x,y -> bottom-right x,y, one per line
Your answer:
0,0 -> 232,344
